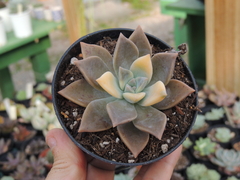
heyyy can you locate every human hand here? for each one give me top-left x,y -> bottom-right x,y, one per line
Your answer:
45,128 -> 182,180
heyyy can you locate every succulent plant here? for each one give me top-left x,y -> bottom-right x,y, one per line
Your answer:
186,163 -> 221,180
225,101 -> 240,128
25,139 -> 48,155
58,26 -> 195,157
226,176 -> 240,180
182,137 -> 193,150
205,108 -> 225,121
0,138 -> 11,155
214,127 -> 234,143
0,116 -> 17,134
10,155 -> 46,180
210,148 -> 240,175
192,114 -> 206,130
12,125 -> 36,142
0,151 -> 26,171
194,137 -> 217,156
202,85 -> 237,107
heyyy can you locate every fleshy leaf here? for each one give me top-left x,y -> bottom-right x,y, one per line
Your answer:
148,53 -> 177,87
124,84 -> 135,93
117,122 -> 149,158
123,92 -> 146,104
118,67 -> 134,90
96,71 -> 123,99
129,26 -> 152,57
58,79 -> 110,107
153,79 -> 195,110
74,56 -> 109,91
106,99 -> 137,127
133,105 -> 167,139
139,81 -> 167,106
78,97 -> 115,132
80,42 -> 115,74
130,54 -> 152,83
113,34 -> 139,76
135,77 -> 148,93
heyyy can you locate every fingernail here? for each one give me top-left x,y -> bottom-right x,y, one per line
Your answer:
47,137 -> 57,149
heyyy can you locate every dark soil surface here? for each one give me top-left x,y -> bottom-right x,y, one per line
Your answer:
55,37 -> 197,163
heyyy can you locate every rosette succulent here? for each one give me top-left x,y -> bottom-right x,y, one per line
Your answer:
58,26 -> 195,157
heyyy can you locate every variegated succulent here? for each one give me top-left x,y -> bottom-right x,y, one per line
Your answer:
59,26 -> 195,158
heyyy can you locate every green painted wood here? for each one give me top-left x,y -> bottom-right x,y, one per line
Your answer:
0,20 -> 64,98
0,67 -> 15,98
0,36 -> 51,69
166,0 -> 205,16
31,51 -> 51,82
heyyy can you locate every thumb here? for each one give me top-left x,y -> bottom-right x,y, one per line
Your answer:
45,128 -> 87,180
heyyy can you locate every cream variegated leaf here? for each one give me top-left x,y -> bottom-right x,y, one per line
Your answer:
129,26 -> 152,57
58,79 -> 110,107
74,56 -> 109,91
117,122 -> 149,158
113,34 -> 139,76
153,79 -> 195,110
96,71 -> 123,99
106,99 -> 137,127
133,105 -> 167,140
130,54 -> 152,83
123,92 -> 146,104
139,81 -> 167,106
78,97 -> 116,132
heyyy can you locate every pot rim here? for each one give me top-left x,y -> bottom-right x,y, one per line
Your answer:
52,27 -> 198,167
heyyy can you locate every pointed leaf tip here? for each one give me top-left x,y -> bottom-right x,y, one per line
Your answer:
117,122 -> 149,158
129,26 -> 152,57
133,105 -> 167,140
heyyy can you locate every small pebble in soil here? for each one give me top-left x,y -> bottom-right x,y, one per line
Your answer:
70,77 -> 74,81
103,141 -> 110,145
161,144 -> 168,153
99,143 -> 104,148
61,80 -> 65,86
128,160 -> 135,163
167,139 -> 171,143
70,57 -> 78,65
115,137 -> 120,143
73,111 -> 78,117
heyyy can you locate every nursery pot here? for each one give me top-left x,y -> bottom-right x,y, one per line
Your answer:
10,11 -> 32,38
0,18 -> 7,46
52,28 -> 198,170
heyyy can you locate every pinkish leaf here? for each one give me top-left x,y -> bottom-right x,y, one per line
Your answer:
148,53 -> 177,86
133,105 -> 167,139
80,42 -> 114,74
58,79 -> 110,107
106,99 -> 137,127
78,97 -> 116,132
129,26 -> 152,57
74,56 -> 109,91
113,34 -> 139,76
117,122 -> 149,158
153,79 -> 195,110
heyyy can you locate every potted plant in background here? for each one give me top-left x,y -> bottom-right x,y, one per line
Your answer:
52,26 -> 198,170
186,163 -> 221,180
210,148 -> 240,177
0,0 -> 12,32
8,0 -> 32,38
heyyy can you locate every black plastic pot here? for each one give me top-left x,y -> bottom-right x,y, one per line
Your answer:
52,28 -> 198,170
